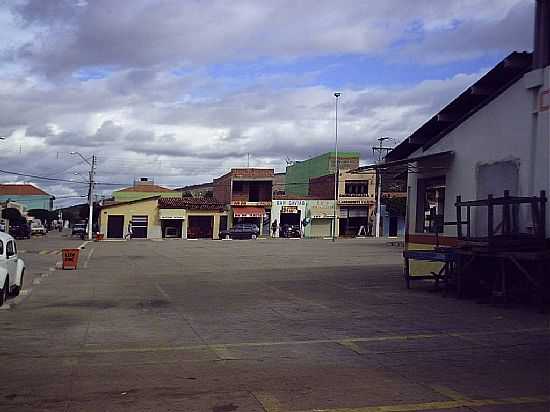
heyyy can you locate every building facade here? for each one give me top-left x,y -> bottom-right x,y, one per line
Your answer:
213,168 -> 274,236
100,196 -> 227,240
271,196 -> 336,238
386,43 -> 549,275
285,152 -> 360,196
309,170 -> 376,237
0,184 -> 55,211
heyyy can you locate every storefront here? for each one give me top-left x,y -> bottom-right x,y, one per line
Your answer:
305,200 -> 335,238
232,206 -> 265,229
158,198 -> 227,239
339,205 -> 370,237
159,208 -> 185,238
271,199 -> 307,237
100,196 -> 162,239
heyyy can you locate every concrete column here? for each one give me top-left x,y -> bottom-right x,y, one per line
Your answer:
182,215 -> 188,239
213,215 -> 220,239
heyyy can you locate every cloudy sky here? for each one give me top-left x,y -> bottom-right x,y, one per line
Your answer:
0,0 -> 534,206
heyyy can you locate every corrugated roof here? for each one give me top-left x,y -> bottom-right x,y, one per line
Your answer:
116,184 -> 174,193
0,184 -> 52,197
158,197 -> 225,211
386,52 -> 533,162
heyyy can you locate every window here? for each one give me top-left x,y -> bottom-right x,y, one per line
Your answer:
416,176 -> 446,233
6,240 -> 15,257
233,181 -> 244,192
345,181 -> 369,196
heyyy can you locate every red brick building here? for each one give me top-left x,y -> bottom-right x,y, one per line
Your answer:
213,168 -> 274,235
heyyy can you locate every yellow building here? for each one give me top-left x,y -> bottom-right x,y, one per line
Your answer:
99,196 -> 228,240
100,196 -> 161,239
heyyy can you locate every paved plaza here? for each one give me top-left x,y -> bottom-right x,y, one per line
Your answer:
1,232 -> 549,411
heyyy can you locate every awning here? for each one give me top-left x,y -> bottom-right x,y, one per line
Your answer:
159,209 -> 186,220
233,207 -> 265,218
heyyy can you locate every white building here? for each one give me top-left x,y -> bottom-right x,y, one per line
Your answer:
386,0 -> 550,270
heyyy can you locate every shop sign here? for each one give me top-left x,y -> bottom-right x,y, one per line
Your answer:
338,199 -> 372,205
309,206 -> 334,218
274,200 -> 306,206
281,206 -> 299,214
159,209 -> 186,220
231,201 -> 271,207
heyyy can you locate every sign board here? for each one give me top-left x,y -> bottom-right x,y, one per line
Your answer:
231,201 -> 271,207
274,200 -> 306,206
281,206 -> 299,214
62,248 -> 80,270
338,199 -> 373,205
309,206 -> 334,218
159,209 -> 186,220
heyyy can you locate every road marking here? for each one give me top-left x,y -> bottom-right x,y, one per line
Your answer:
78,240 -> 90,249
291,395 -> 550,412
84,248 -> 95,269
39,250 -> 49,255
155,284 -> 170,300
338,340 -> 365,355
75,327 -> 550,355
210,345 -> 238,360
429,385 -> 469,401
253,392 -> 283,412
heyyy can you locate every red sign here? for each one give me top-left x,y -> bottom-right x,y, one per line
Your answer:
62,248 -> 80,270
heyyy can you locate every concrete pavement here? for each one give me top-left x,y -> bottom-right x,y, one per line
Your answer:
0,237 -> 548,411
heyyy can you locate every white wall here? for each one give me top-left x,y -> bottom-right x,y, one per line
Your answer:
407,74 -> 546,237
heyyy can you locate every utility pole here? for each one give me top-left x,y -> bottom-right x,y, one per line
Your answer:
332,92 -> 341,242
87,155 -> 96,241
70,151 -> 95,240
372,137 -> 393,238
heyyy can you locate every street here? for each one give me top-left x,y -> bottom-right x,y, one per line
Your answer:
1,233 -> 549,411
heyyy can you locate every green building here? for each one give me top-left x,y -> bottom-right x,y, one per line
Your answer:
285,152 -> 360,196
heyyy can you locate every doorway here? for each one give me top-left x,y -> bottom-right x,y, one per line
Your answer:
187,216 -> 213,239
389,216 -> 398,237
107,215 -> 124,239
131,215 -> 148,239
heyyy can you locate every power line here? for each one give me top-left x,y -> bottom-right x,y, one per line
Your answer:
0,168 -> 130,187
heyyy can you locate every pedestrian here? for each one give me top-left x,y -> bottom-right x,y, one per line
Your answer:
271,219 -> 278,237
126,221 -> 133,239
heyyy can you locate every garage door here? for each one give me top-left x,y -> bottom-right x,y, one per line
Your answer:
107,215 -> 124,239
309,218 -> 332,238
131,215 -> 148,239
187,216 -> 213,239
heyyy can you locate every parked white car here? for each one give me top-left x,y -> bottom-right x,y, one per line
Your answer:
31,220 -> 47,236
0,232 -> 25,306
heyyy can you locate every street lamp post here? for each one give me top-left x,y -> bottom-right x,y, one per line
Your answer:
70,152 -> 96,241
332,92 -> 341,242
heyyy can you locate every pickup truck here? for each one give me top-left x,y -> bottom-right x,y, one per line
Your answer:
0,231 -> 25,306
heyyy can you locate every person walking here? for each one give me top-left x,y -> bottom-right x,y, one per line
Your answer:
125,221 -> 133,240
271,219 -> 278,237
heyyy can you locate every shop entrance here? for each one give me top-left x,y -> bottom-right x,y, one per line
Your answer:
339,207 -> 369,237
161,219 -> 183,238
131,215 -> 148,238
279,207 -> 301,238
187,216 -> 213,239
107,215 -> 124,239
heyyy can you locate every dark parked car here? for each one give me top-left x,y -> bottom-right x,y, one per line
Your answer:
280,224 -> 301,238
219,224 -> 260,240
9,223 -> 31,239
72,223 -> 87,239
